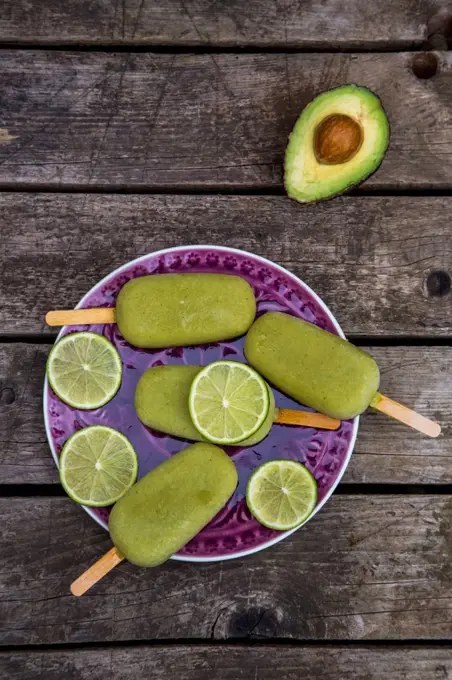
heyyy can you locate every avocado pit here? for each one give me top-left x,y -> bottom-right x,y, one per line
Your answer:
314,114 -> 363,165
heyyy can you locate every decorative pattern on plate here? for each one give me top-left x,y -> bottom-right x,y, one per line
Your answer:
46,247 -> 355,559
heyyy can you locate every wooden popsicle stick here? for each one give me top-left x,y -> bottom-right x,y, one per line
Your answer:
371,392 -> 441,438
70,546 -> 124,596
46,308 -> 116,326
275,408 -> 340,431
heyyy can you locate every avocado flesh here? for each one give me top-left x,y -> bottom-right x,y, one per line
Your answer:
284,84 -> 390,203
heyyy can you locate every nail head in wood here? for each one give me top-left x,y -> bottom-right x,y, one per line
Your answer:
426,271 -> 451,297
412,52 -> 438,79
0,387 -> 15,405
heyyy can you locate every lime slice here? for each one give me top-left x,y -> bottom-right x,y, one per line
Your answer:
188,361 -> 270,445
47,332 -> 122,410
246,460 -> 318,530
59,425 -> 138,506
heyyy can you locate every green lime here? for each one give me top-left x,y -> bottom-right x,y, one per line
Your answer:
59,425 -> 138,506
47,332 -> 122,410
246,460 -> 318,531
188,361 -> 270,445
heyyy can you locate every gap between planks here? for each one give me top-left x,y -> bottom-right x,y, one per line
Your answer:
2,639 -> 452,652
3,485 -> 452,497
1,334 -> 451,347
2,186 -> 452,197
0,43 -> 429,53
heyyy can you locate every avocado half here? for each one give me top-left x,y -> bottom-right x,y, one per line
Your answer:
284,84 -> 390,203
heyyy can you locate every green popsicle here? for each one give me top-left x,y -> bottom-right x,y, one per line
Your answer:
115,273 -> 256,348
244,312 -> 379,420
244,312 -> 441,438
71,443 -> 238,594
135,364 -> 275,445
109,443 -> 238,567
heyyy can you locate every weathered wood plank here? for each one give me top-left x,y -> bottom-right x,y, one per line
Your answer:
1,343 -> 450,485
349,346 -> 452,485
1,645 -> 452,679
0,0 -> 433,48
1,495 -> 452,644
0,51 -> 451,189
2,194 -> 451,337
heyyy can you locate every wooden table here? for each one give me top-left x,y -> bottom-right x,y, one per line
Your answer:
1,2 -> 452,677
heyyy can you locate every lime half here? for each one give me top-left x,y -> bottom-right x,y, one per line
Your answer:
246,460 -> 318,531
188,361 -> 270,445
59,425 -> 138,506
47,332 -> 122,410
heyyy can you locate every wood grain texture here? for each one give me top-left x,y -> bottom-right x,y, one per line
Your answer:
1,51 -> 452,189
1,495 -> 452,644
1,645 -> 452,679
1,343 -> 450,485
2,194 -> 452,337
0,0 -> 435,47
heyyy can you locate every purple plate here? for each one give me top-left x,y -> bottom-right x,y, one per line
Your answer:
44,246 -> 358,562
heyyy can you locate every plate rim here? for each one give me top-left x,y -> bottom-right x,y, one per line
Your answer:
43,244 -> 359,563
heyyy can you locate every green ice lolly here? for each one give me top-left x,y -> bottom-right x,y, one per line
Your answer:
109,443 -> 238,567
70,442 -> 238,594
135,364 -> 275,446
244,312 -> 380,420
115,273 -> 256,348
